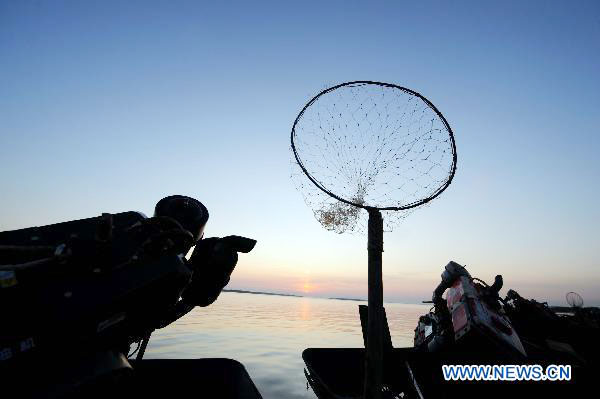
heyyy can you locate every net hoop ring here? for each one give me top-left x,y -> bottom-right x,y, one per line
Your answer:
291,80 -> 458,211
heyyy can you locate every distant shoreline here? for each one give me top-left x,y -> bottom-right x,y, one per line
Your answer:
223,289 -> 422,304
223,289 -> 303,298
223,289 -> 368,302
329,297 -> 366,302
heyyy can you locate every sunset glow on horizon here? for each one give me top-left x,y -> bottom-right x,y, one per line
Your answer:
301,282 -> 315,294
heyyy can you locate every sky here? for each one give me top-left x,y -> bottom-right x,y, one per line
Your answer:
1,1 -> 599,305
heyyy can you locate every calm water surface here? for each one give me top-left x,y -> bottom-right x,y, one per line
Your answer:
146,292 -> 429,399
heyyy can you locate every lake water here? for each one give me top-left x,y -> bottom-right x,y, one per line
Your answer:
146,291 -> 429,399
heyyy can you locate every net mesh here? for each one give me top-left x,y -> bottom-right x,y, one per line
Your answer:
291,82 -> 455,233
566,292 -> 584,308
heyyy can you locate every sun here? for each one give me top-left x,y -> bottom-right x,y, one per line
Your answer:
301,282 -> 314,293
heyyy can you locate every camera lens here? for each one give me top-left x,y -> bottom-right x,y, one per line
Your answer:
154,195 -> 209,242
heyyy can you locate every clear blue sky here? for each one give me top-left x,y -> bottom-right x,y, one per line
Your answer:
1,1 -> 599,305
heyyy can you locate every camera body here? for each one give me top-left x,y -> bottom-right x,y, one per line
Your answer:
0,211 -> 190,364
0,196 -> 256,397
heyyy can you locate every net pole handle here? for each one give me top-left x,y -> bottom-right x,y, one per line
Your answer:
364,209 -> 384,399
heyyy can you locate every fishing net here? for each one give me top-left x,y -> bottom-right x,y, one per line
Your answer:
291,81 -> 456,233
566,292 -> 584,308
